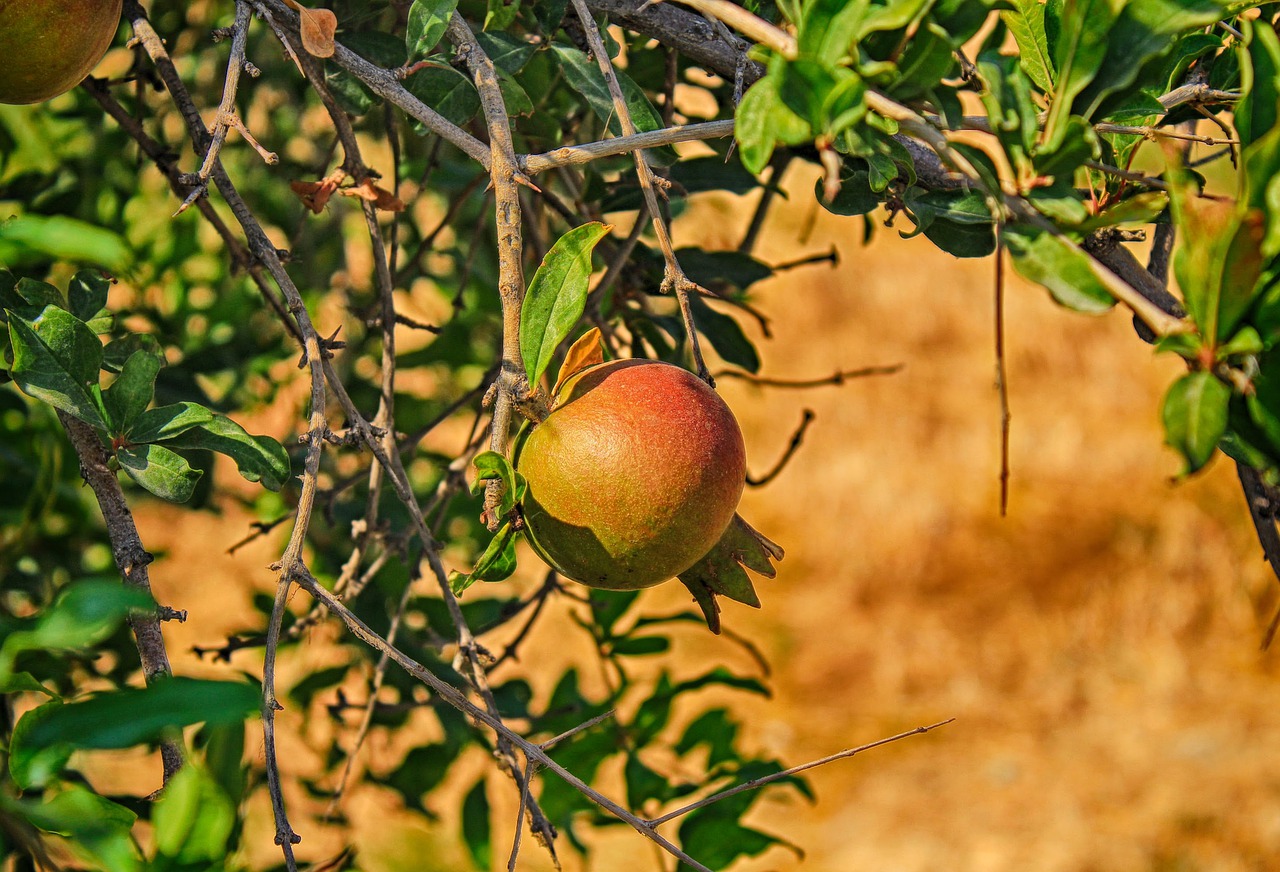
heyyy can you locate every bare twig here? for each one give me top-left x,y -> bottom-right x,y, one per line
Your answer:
177,2 -> 277,215
645,719 -> 955,827
995,241 -> 1010,517
714,364 -> 903,387
746,409 -> 814,487
522,120 -> 735,173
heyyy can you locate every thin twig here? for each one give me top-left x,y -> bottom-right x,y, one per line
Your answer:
522,120 -> 735,173
995,240 -> 1010,517
645,719 -> 955,827
746,409 -> 814,487
177,2 -> 277,215
714,364 -> 903,387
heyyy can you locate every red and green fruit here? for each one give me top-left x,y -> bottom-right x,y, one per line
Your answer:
0,0 -> 123,104
516,359 -> 747,590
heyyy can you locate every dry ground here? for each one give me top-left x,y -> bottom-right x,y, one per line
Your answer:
124,164 -> 1280,872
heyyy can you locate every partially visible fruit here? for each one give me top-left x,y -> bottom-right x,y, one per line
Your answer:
0,0 -> 123,104
516,359 -> 746,590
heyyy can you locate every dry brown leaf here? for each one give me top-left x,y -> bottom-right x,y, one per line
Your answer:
283,0 -> 337,57
290,178 -> 339,213
551,327 -> 604,397
336,179 -> 406,212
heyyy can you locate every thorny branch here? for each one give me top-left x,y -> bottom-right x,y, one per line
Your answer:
57,413 -> 184,783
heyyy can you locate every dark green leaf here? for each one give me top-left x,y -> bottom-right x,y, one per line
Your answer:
8,304 -> 107,428
689,296 -> 760,373
461,779 -> 491,870
23,677 -> 260,751
66,270 -> 110,321
405,63 -> 481,129
14,277 -> 65,310
406,0 -> 458,58
452,522 -> 519,594
1162,371 -> 1230,474
126,401 -> 215,443
624,753 -> 670,809
521,222 -> 611,386
611,636 -> 670,656
676,708 -> 739,768
476,31 -> 538,74
117,443 -> 202,502
101,333 -> 161,373
160,413 -> 290,491
102,349 -> 161,433
821,166 -> 879,216
551,44 -> 666,139
1002,225 -> 1115,313
326,32 -> 408,116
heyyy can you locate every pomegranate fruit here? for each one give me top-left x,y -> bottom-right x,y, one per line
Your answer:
516,359 -> 746,590
0,0 -> 123,104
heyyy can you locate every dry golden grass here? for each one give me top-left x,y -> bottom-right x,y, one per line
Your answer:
125,164 -> 1280,871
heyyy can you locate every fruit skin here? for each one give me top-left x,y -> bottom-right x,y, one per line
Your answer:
517,359 -> 746,590
0,0 -> 123,105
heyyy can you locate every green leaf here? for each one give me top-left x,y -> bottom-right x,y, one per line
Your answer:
452,522 -> 519,595
1002,225 -> 1116,313
13,277 -> 65,310
461,779 -> 492,870
521,222 -> 611,387
735,70 -> 812,174
326,31 -> 408,116
22,677 -> 260,752
688,296 -> 760,373
0,672 -> 57,697
102,349 -> 161,433
117,443 -> 203,502
1002,0 -> 1054,92
4,784 -> 141,872
551,44 -> 667,140
1041,0 -> 1124,152
821,166 -> 879,216
624,753 -> 670,809
476,31 -> 538,74
404,63 -> 481,129
1162,371 -> 1230,474
9,702 -> 73,789
0,215 -> 131,275
406,0 -> 458,58
101,333 -> 161,373
797,0 -> 868,65
8,304 -> 107,428
1238,18 -> 1280,149
67,270 -> 110,321
160,413 -> 290,491
153,764 -> 237,866
472,450 -> 518,516
126,401 -> 215,443
0,579 -> 153,678
677,515 -> 783,634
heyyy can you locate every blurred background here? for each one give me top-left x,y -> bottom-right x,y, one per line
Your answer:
109,158 -> 1280,871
